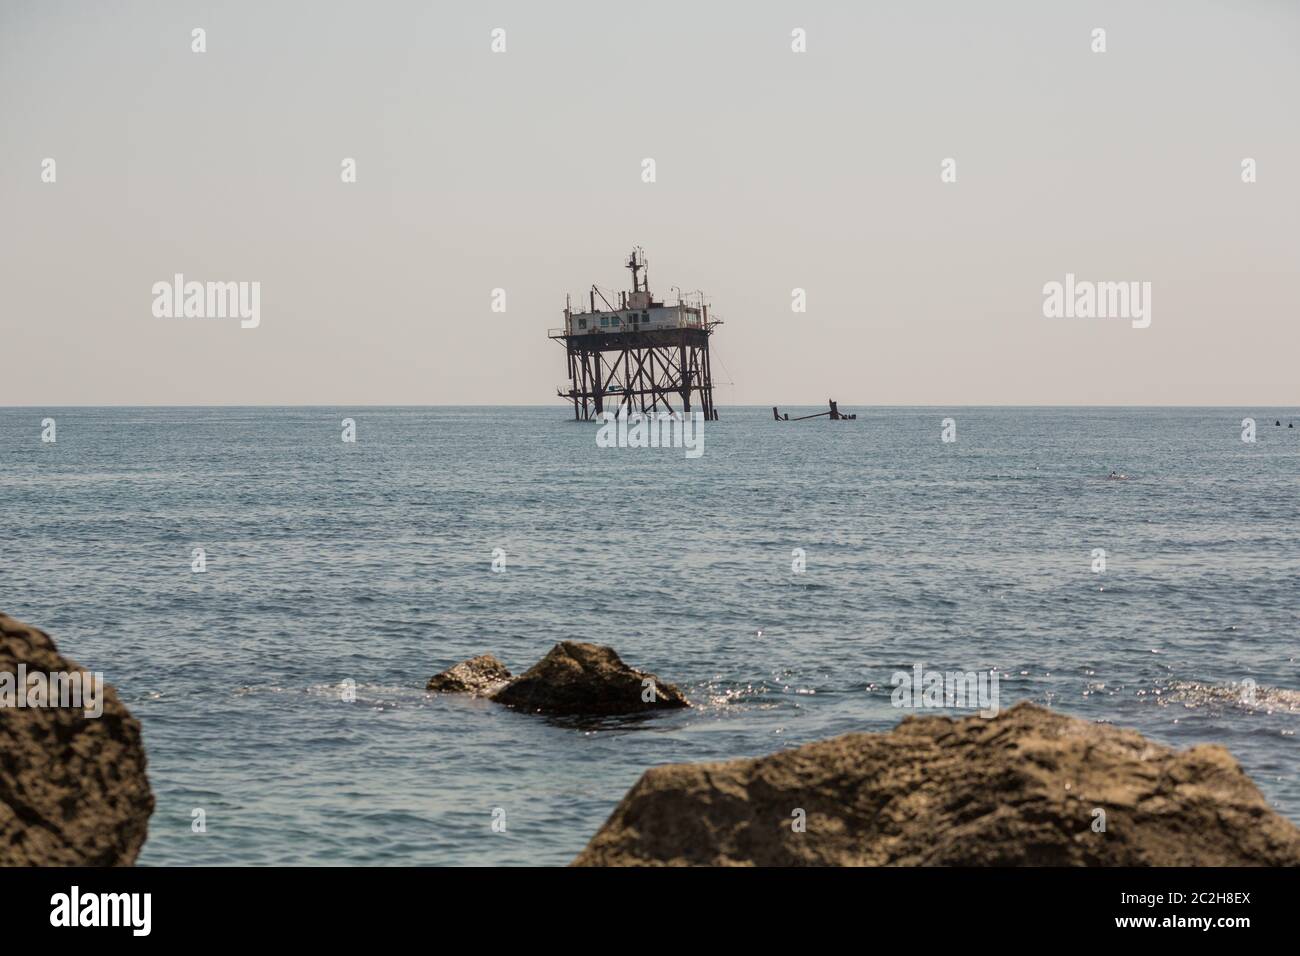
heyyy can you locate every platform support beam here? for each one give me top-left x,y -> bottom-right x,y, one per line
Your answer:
554,329 -> 718,422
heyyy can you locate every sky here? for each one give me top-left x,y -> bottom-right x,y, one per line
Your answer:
1,0 -> 1298,406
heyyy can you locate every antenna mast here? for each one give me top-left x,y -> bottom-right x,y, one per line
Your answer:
626,247 -> 647,294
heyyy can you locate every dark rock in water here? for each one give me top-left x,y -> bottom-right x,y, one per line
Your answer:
491,642 -> 689,716
572,701 -> 1300,866
0,612 -> 154,866
426,654 -> 512,696
427,643 -> 688,717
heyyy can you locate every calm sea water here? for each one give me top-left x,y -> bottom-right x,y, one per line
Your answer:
1,406 -> 1297,865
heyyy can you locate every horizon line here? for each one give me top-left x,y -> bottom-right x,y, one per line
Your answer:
2,403 -> 1297,411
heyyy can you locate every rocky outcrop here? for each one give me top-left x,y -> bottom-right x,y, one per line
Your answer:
427,642 -> 689,716
426,653 -> 512,696
492,642 -> 689,716
572,701 -> 1300,866
0,612 -> 154,865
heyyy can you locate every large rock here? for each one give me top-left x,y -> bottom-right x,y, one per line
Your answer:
573,701 -> 1300,866
426,654 -> 512,696
0,612 -> 154,865
428,642 -> 689,716
491,642 -> 689,716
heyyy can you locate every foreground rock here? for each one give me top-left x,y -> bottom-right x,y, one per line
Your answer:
428,642 -> 689,716
426,653 -> 512,696
573,701 -> 1300,866
0,612 -> 154,865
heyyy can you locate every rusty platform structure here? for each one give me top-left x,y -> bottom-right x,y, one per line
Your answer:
549,249 -> 721,422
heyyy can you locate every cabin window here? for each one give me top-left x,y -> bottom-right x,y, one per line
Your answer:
578,318 -> 587,329
600,317 -> 608,327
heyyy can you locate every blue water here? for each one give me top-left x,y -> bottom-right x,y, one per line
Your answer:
0,406 -> 1296,865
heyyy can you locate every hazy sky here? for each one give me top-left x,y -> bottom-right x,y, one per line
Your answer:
2,0 -> 1297,406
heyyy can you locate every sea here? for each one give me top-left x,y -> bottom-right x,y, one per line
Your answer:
0,406 -> 1296,865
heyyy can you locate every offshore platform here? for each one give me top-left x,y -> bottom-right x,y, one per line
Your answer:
549,249 -> 721,421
